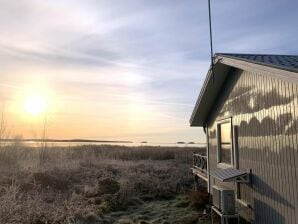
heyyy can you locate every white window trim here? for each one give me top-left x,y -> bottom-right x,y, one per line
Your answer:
233,125 -> 242,201
216,117 -> 234,168
232,125 -> 248,205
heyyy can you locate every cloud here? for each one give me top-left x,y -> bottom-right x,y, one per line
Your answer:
0,0 -> 297,141
0,42 -> 126,67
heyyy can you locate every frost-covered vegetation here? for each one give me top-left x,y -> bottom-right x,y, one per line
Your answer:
0,145 -> 209,224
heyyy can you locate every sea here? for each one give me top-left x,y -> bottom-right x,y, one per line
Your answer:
19,141 -> 206,148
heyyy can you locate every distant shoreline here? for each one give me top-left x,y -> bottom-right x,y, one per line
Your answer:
0,139 -> 207,146
0,139 -> 133,143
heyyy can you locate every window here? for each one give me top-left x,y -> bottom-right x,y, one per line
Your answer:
217,119 -> 233,165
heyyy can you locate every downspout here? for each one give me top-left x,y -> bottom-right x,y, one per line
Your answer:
204,124 -> 211,193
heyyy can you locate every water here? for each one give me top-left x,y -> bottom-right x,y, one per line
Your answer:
20,141 -> 206,148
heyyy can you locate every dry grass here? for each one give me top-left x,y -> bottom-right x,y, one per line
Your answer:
0,144 -> 207,224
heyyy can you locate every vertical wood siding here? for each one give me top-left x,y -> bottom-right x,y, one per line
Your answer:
207,68 -> 298,224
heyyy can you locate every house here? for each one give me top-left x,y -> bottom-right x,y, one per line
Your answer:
190,53 -> 298,224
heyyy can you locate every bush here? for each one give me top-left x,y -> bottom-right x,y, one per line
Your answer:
0,145 -> 206,223
188,189 -> 209,209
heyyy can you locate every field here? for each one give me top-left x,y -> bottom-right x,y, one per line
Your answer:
0,144 -> 209,224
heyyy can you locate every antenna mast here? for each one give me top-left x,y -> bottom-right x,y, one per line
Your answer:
208,0 -> 214,83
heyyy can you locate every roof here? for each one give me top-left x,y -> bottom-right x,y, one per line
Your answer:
218,53 -> 298,73
211,167 -> 248,182
190,53 -> 298,126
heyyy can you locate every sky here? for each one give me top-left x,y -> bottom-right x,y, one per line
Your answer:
0,0 -> 297,143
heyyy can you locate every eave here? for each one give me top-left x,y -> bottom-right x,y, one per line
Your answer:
190,54 -> 298,127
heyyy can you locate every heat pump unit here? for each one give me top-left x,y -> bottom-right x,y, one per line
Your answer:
212,185 -> 235,214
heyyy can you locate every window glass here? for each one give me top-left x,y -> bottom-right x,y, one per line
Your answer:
220,122 -> 231,144
220,144 -> 231,164
218,121 -> 232,165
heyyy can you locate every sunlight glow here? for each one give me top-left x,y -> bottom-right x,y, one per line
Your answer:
24,95 -> 47,116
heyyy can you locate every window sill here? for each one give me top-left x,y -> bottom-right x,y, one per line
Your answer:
217,162 -> 233,169
236,199 -> 251,209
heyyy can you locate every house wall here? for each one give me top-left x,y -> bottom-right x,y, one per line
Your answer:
207,68 -> 298,224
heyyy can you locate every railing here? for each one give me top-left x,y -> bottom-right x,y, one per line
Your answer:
192,153 -> 208,181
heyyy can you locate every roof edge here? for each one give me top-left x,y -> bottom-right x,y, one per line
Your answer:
216,53 -> 298,73
189,60 -> 231,126
190,53 -> 298,127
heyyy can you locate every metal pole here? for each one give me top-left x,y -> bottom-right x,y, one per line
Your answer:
208,0 -> 214,83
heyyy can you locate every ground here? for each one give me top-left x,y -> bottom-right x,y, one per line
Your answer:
0,144 -> 211,224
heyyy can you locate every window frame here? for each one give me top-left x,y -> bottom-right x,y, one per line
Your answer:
216,117 -> 234,168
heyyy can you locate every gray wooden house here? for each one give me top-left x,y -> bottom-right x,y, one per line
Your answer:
190,53 -> 298,224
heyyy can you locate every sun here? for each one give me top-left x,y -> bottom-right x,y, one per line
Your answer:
24,95 -> 47,116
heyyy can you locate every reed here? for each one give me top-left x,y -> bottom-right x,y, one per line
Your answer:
0,144 -> 206,223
